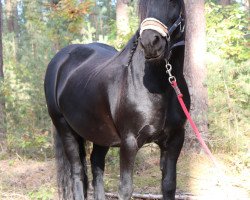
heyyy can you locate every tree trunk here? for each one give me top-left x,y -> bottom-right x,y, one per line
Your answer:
183,0 -> 208,149
0,0 -> 6,153
218,0 -> 231,6
6,0 -> 19,33
242,0 -> 250,10
116,0 -> 130,38
52,0 -> 60,5
6,0 -> 18,62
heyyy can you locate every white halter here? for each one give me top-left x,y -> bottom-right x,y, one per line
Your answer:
140,18 -> 169,38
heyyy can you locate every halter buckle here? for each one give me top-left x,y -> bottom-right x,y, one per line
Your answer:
166,33 -> 170,42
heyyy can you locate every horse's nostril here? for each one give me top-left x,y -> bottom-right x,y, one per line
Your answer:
152,35 -> 160,45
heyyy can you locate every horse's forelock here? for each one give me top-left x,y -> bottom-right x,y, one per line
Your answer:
138,0 -> 185,23
138,0 -> 148,23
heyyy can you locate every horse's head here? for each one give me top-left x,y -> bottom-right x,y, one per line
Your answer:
139,0 -> 183,60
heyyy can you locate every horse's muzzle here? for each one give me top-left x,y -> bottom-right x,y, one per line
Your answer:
140,29 -> 167,60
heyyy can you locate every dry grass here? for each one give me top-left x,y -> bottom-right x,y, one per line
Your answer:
0,147 -> 249,200
0,158 -> 57,200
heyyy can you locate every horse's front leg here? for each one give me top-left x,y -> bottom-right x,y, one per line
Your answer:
91,144 -> 109,200
159,128 -> 185,200
118,134 -> 138,200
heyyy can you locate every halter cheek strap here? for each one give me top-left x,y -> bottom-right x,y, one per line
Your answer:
140,18 -> 169,38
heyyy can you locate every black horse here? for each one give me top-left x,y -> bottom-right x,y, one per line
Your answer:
44,0 -> 190,199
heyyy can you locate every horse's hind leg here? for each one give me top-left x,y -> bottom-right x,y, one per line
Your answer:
54,118 -> 87,200
90,144 -> 109,200
78,137 -> 89,197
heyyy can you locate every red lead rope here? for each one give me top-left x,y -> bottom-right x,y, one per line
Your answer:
171,80 -> 218,167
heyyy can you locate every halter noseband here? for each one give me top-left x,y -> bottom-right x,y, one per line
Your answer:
140,18 -> 169,38
140,15 -> 184,40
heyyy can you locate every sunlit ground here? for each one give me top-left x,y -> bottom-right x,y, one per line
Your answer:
180,152 -> 250,200
0,149 -> 249,199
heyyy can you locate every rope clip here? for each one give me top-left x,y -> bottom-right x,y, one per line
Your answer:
165,60 -> 176,84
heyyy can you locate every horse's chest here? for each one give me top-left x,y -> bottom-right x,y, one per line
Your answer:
117,91 -> 167,133
117,89 -> 184,146
135,97 -> 166,124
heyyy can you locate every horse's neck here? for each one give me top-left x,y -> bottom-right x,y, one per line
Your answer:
115,30 -> 170,93
128,47 -> 169,93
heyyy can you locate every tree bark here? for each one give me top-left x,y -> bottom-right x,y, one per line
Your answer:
0,1 -> 3,79
116,0 -> 130,38
6,0 -> 18,33
0,0 -> 6,152
52,0 -> 60,5
242,0 -> 250,10
183,0 -> 208,149
218,0 -> 231,6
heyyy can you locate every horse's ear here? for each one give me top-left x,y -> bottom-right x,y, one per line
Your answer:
138,0 -> 148,23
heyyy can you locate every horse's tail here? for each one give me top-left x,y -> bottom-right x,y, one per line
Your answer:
54,126 -> 73,200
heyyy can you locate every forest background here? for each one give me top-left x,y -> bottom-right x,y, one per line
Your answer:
0,0 -> 249,199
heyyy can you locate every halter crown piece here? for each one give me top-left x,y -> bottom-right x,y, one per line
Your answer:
140,18 -> 169,38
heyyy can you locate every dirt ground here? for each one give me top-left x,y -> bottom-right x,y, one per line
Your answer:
0,150 -> 249,200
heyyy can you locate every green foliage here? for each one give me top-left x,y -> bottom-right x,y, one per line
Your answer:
206,2 -> 249,63
70,0 -> 138,50
1,0 -> 249,159
205,2 -> 249,153
106,148 -> 119,167
110,2 -> 139,49
3,1 -> 56,158
28,186 -> 55,200
47,0 -> 93,47
207,57 -> 250,152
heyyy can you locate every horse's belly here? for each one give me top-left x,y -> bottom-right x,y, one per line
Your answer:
78,127 -> 121,147
62,109 -> 121,147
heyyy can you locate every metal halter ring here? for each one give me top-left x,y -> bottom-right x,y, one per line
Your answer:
168,76 -> 176,84
165,61 -> 176,84
166,63 -> 172,72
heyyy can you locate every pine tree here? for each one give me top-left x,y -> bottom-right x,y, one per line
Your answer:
184,0 -> 208,148
0,0 -> 6,152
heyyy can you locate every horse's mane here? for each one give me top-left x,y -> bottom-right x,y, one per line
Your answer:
138,0 -> 185,23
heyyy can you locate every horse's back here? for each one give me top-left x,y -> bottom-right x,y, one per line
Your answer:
44,43 -> 117,122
